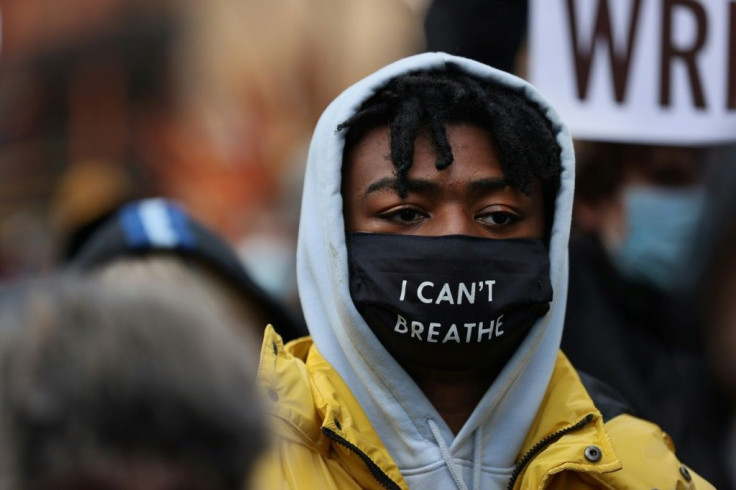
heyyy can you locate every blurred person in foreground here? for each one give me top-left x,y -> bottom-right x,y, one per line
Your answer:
562,142 -> 728,486
69,197 -> 306,342
0,275 -> 266,490
254,52 -> 713,489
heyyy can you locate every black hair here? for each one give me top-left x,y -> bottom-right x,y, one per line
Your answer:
338,65 -> 562,231
574,141 -> 704,207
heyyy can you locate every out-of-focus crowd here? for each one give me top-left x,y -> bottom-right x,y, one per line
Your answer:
0,0 -> 424,298
0,0 -> 735,488
0,1 -> 424,488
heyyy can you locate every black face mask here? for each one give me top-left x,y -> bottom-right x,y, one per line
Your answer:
348,233 -> 552,372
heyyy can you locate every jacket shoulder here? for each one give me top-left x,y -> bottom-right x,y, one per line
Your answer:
566,359 -> 713,488
257,326 -> 325,447
574,365 -> 713,488
593,414 -> 714,489
255,328 -> 357,489
522,353 -> 715,489
255,326 -> 408,490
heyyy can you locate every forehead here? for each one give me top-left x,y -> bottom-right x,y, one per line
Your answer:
343,124 -> 503,187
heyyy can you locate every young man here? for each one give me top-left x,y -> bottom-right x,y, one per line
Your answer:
256,53 -> 713,489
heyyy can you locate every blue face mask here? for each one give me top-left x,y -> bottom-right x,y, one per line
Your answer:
609,186 -> 706,293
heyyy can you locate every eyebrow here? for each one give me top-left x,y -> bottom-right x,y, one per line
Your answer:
365,177 -> 438,196
365,176 -> 509,196
467,178 -> 510,193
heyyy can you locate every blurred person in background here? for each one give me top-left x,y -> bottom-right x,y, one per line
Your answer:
702,217 -> 736,488
0,274 -> 266,490
424,0 -> 528,75
69,197 -> 307,342
563,141 -> 729,487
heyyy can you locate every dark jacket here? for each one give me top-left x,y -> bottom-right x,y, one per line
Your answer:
562,233 -> 730,488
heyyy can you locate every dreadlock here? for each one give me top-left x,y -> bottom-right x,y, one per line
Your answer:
338,65 -> 562,232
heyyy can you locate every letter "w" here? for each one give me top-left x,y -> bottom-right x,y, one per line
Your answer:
566,0 -> 643,103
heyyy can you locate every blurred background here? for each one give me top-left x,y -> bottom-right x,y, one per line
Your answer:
3,0 -> 736,306
0,0 -> 426,307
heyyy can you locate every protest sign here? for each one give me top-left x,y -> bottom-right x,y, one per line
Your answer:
530,0 -> 736,144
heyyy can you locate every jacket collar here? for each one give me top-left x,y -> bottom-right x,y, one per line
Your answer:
258,327 -> 622,489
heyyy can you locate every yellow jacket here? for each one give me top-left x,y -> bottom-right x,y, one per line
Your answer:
255,326 -> 714,489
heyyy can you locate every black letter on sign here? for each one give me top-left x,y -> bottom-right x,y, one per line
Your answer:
728,2 -> 736,109
566,0 -> 643,103
660,0 -> 708,108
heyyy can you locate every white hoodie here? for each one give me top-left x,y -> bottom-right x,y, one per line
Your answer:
296,52 -> 575,490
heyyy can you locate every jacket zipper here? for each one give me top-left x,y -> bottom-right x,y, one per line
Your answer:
506,413 -> 595,490
322,427 -> 402,490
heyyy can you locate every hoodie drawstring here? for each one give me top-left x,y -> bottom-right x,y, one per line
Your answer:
473,425 -> 482,490
428,418 -> 482,490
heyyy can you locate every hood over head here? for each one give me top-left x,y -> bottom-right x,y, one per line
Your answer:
297,52 -> 575,488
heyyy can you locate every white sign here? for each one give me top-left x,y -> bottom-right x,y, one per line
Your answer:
530,0 -> 736,144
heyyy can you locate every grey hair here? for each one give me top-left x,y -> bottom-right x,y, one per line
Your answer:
0,274 -> 266,490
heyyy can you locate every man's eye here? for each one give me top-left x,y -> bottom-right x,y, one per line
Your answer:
384,208 -> 424,223
478,211 -> 520,226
